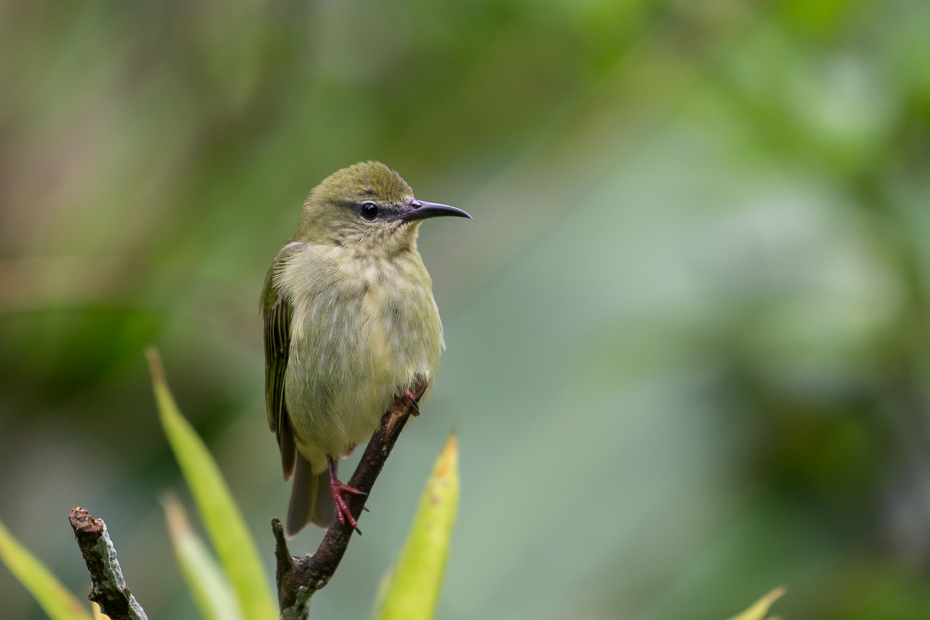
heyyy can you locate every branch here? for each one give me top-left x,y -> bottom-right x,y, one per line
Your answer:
274,379 -> 428,618
69,507 -> 148,620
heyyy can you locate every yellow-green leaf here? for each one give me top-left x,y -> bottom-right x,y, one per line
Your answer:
146,347 -> 277,620
376,434 -> 459,620
727,587 -> 786,620
0,519 -> 92,620
162,493 -> 244,620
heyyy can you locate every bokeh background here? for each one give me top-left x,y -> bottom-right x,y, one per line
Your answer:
2,0 -> 930,618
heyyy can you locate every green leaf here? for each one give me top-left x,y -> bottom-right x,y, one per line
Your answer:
146,347 -> 277,620
162,493 -> 244,620
0,518 -> 92,620
727,587 -> 786,620
376,434 -> 459,620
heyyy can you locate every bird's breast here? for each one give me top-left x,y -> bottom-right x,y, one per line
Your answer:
359,255 -> 442,382
281,248 -> 442,457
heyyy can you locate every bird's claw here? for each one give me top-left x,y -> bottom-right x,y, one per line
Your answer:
406,389 -> 420,416
328,455 -> 366,532
331,481 -> 366,531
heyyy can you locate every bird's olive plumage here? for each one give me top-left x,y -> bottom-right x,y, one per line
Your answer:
262,162 -> 469,537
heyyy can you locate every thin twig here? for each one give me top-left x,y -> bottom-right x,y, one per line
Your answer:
69,507 -> 148,620
274,379 -> 428,618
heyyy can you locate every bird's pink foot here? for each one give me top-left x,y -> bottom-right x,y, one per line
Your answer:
406,389 -> 420,416
327,456 -> 366,531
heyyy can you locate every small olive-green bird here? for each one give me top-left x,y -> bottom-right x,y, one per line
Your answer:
261,161 -> 471,537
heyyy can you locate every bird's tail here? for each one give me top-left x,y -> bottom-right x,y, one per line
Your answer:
285,454 -> 336,537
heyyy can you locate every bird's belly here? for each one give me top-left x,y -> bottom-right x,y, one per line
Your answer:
284,278 -> 440,465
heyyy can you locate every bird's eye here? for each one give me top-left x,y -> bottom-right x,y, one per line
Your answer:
360,202 -> 379,221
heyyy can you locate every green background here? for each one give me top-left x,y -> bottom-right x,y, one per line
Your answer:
2,0 -> 930,618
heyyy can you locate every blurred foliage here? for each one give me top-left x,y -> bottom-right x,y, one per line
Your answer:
1,0 -> 929,618
162,493 -> 244,620
0,520 -> 91,620
376,434 -> 459,620
148,348 -> 276,620
728,588 -> 784,620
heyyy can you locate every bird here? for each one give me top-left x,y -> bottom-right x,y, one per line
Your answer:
261,161 -> 471,537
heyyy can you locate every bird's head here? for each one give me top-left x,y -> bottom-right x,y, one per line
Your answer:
292,162 -> 470,255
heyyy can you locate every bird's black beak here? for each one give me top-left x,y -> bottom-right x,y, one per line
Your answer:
400,201 -> 472,223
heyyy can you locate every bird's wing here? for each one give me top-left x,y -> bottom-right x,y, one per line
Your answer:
261,242 -> 304,481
